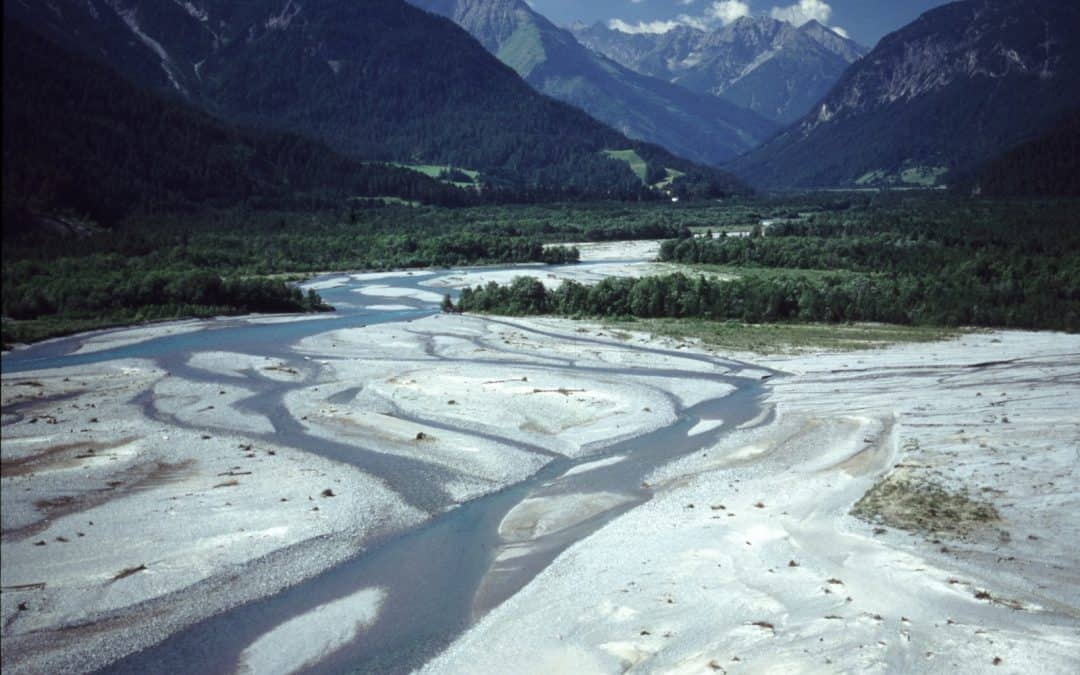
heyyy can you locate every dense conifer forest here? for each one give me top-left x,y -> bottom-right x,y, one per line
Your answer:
974,110 -> 1080,198
4,1 -> 747,209
3,202 -> 689,344
1,22 -> 476,223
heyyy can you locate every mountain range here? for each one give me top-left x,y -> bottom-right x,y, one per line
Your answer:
4,0 -> 1077,203
408,0 -> 777,166
728,0 -> 1080,189
4,0 -> 745,201
2,18 -> 478,226
574,16 -> 868,125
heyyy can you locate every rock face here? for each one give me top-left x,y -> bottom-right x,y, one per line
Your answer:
728,0 -> 1080,188
574,16 -> 868,125
409,0 -> 777,166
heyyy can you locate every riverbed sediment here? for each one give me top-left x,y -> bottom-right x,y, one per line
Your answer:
3,266 -> 1077,675
1,275 -> 762,674
424,325 -> 1080,675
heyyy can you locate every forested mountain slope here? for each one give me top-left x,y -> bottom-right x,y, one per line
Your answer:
6,0 -> 746,198
974,109 -> 1080,197
1,20 -> 468,226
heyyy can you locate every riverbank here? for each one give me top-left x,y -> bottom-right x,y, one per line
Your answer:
424,322 -> 1080,674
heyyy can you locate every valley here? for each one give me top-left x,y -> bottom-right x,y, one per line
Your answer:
4,247 -> 1077,674
3,0 -> 1078,673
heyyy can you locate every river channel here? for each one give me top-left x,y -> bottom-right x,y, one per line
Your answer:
2,262 -> 772,674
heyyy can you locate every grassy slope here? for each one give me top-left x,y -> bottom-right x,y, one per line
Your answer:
603,150 -> 649,183
496,20 -> 547,76
392,163 -> 481,188
602,150 -> 686,191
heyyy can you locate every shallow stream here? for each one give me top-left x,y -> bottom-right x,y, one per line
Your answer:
3,263 -> 771,674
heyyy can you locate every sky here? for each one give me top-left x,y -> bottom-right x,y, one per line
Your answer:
530,0 -> 955,47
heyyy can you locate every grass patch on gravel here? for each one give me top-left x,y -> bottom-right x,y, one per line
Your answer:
2,316 -> 133,348
851,472 -> 1000,537
676,263 -> 866,283
602,317 -> 963,355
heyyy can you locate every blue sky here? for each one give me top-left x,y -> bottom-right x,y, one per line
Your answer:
531,0 -> 954,47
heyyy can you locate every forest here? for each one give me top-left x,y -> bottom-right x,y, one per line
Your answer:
452,197 -> 1080,331
1,199 -> 744,339
181,0 -> 744,198
1,20 -> 478,225
6,196 -> 1078,346
3,202 -> 659,344
973,109 -> 1080,198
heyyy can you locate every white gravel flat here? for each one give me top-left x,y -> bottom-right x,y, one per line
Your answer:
423,328 -> 1080,675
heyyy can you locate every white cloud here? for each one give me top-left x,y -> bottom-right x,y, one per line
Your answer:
609,0 -> 748,34
607,0 -> 846,37
678,12 -> 716,30
830,25 -> 849,38
708,1 -> 751,26
608,18 -> 685,34
769,0 -> 832,26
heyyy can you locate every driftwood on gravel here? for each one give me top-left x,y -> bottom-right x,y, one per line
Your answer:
529,388 -> 586,396
111,564 -> 147,581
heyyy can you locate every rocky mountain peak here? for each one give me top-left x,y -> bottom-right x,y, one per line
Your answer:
411,0 -> 530,52
798,20 -> 866,62
573,14 -> 867,124
730,0 -> 1080,189
408,0 -> 777,165
807,0 -> 1076,131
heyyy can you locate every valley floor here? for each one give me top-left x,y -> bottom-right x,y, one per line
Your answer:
0,300 -> 746,673
1,301 -> 1077,674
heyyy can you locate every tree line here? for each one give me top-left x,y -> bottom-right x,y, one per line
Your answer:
452,198 -> 1080,331
2,206 -> 582,344
453,270 -> 1077,331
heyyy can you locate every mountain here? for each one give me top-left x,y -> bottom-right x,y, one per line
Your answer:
574,16 -> 868,125
728,0 -> 1080,189
1,19 -> 472,227
4,0 -> 746,199
973,109 -> 1080,197
408,0 -> 776,166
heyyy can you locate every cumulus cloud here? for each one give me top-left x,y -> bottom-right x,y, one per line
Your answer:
608,18 -> 685,34
609,0 -> 749,34
769,0 -> 832,26
709,1 -> 751,26
608,0 -> 848,37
